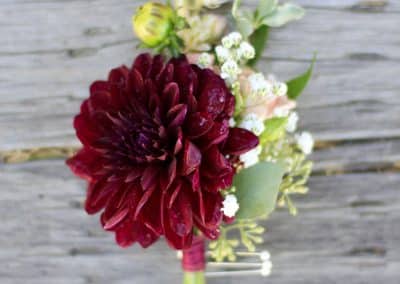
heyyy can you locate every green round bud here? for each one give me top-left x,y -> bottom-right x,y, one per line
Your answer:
132,2 -> 174,47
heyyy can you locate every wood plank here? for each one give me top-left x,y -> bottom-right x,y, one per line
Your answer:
248,0 -> 400,11
312,138 -> 400,174
0,160 -> 399,283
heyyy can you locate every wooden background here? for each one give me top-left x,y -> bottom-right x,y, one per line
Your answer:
1,0 -> 399,283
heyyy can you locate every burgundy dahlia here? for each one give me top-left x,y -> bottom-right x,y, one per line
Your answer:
67,54 -> 258,249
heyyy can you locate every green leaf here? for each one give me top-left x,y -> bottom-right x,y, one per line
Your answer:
286,54 -> 316,99
236,16 -> 255,37
257,0 -> 278,19
248,25 -> 269,67
234,162 -> 285,220
260,116 -> 288,143
262,3 -> 305,27
232,0 -> 255,37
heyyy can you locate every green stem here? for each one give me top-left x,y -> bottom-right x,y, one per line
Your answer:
183,271 -> 205,284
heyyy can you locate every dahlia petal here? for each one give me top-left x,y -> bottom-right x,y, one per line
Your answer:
167,104 -> 188,128
181,140 -> 202,175
85,179 -> 118,214
202,146 -> 231,177
160,158 -> 177,191
174,127 -> 183,154
103,207 -> 130,230
140,165 -> 160,191
129,68 -> 144,97
162,82 -> 180,110
156,63 -> 174,87
186,169 -> 200,192
198,120 -> 229,149
162,191 -> 193,249
137,224 -> 159,248
202,192 -> 223,227
198,86 -> 226,119
73,114 -> 98,146
168,180 -> 182,209
89,90 -> 114,112
66,148 -> 102,181
222,128 -> 259,155
108,66 -> 130,106
115,221 -> 137,248
184,112 -> 213,139
133,53 -> 152,77
223,94 -> 235,118
90,80 -> 110,94
134,186 -> 156,219
150,54 -> 164,79
125,167 -> 143,183
194,215 -> 220,240
140,191 -> 162,235
169,191 -> 193,237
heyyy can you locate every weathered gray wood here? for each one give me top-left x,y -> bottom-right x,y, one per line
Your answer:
0,1 -> 400,150
1,0 -> 400,283
1,160 -> 399,284
312,138 -> 400,174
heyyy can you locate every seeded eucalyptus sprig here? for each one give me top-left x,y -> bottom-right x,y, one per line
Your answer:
132,2 -> 188,57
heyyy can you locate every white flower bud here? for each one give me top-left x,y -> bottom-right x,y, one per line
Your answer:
221,194 -> 240,218
238,41 -> 255,60
296,132 -> 314,155
240,145 -> 261,168
239,113 -> 265,136
229,117 -> 236,127
261,260 -> 272,277
203,0 -> 230,9
222,32 -> 242,48
221,60 -> 241,81
286,112 -> 299,133
197,52 -> 213,68
272,82 -> 288,97
248,73 -> 273,97
215,45 -> 231,63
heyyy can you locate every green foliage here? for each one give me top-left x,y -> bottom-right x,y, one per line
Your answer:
209,221 -> 265,262
234,162 -> 285,220
261,135 -> 313,216
277,152 -> 313,216
287,54 -> 317,99
248,25 -> 269,67
260,116 -> 288,144
232,0 -> 304,66
261,3 -> 305,27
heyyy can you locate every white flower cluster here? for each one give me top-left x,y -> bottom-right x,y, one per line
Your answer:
221,194 -> 240,218
197,52 -> 213,68
240,145 -> 262,168
295,131 -> 314,155
216,32 -> 255,83
239,114 -> 265,136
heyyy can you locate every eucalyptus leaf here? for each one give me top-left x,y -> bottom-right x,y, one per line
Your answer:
260,116 -> 288,143
234,162 -> 285,220
286,54 -> 316,99
236,16 -> 255,37
232,0 -> 256,37
257,0 -> 278,19
262,3 -> 305,27
248,25 -> 269,67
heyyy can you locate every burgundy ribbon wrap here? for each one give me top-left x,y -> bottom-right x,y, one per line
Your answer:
182,236 -> 206,272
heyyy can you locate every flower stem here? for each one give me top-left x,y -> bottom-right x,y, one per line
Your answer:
183,271 -> 205,284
